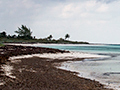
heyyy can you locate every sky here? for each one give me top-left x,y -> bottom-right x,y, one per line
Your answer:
0,0 -> 120,44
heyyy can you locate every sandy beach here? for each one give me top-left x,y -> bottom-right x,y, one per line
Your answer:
0,45 -> 112,90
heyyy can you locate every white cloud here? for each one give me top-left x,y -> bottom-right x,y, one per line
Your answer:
97,0 -> 118,4
98,20 -> 107,24
80,13 -> 91,18
61,4 -> 76,18
96,4 -> 109,12
59,1 -> 109,19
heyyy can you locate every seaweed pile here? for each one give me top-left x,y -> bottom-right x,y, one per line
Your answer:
0,45 -> 68,64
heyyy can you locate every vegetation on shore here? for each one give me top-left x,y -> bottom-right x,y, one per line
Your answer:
0,25 -> 89,44
0,43 -> 4,46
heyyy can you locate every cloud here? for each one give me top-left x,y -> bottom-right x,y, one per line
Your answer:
60,4 -> 78,18
0,0 -> 41,33
59,0 -> 110,19
96,4 -> 108,12
60,1 -> 97,18
96,0 -> 118,4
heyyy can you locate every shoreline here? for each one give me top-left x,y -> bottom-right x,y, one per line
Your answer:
57,60 -> 116,90
0,45 -> 112,90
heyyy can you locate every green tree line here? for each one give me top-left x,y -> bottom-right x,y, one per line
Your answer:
0,25 -> 89,44
0,25 -> 70,40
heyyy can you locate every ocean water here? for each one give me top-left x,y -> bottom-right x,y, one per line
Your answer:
37,44 -> 120,89
38,44 -> 120,53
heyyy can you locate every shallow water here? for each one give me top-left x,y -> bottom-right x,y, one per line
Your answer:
59,56 -> 120,89
36,44 -> 120,53
37,44 -> 120,89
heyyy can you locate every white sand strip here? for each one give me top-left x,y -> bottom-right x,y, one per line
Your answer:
9,51 -> 109,60
9,55 -> 33,60
5,43 -> 105,47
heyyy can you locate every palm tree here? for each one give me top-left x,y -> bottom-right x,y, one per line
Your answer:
15,25 -> 32,39
47,35 -> 53,40
65,34 -> 70,40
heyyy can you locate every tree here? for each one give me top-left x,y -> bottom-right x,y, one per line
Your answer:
0,31 -> 7,37
15,25 -> 32,39
65,34 -> 70,40
7,34 -> 11,38
47,35 -> 53,40
11,35 -> 17,38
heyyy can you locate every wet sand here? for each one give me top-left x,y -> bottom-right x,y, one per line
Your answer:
0,45 -> 112,90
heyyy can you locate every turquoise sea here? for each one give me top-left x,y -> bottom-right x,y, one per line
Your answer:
39,44 -> 120,53
38,44 -> 120,89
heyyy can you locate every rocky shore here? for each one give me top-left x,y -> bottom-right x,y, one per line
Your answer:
0,45 -> 112,90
